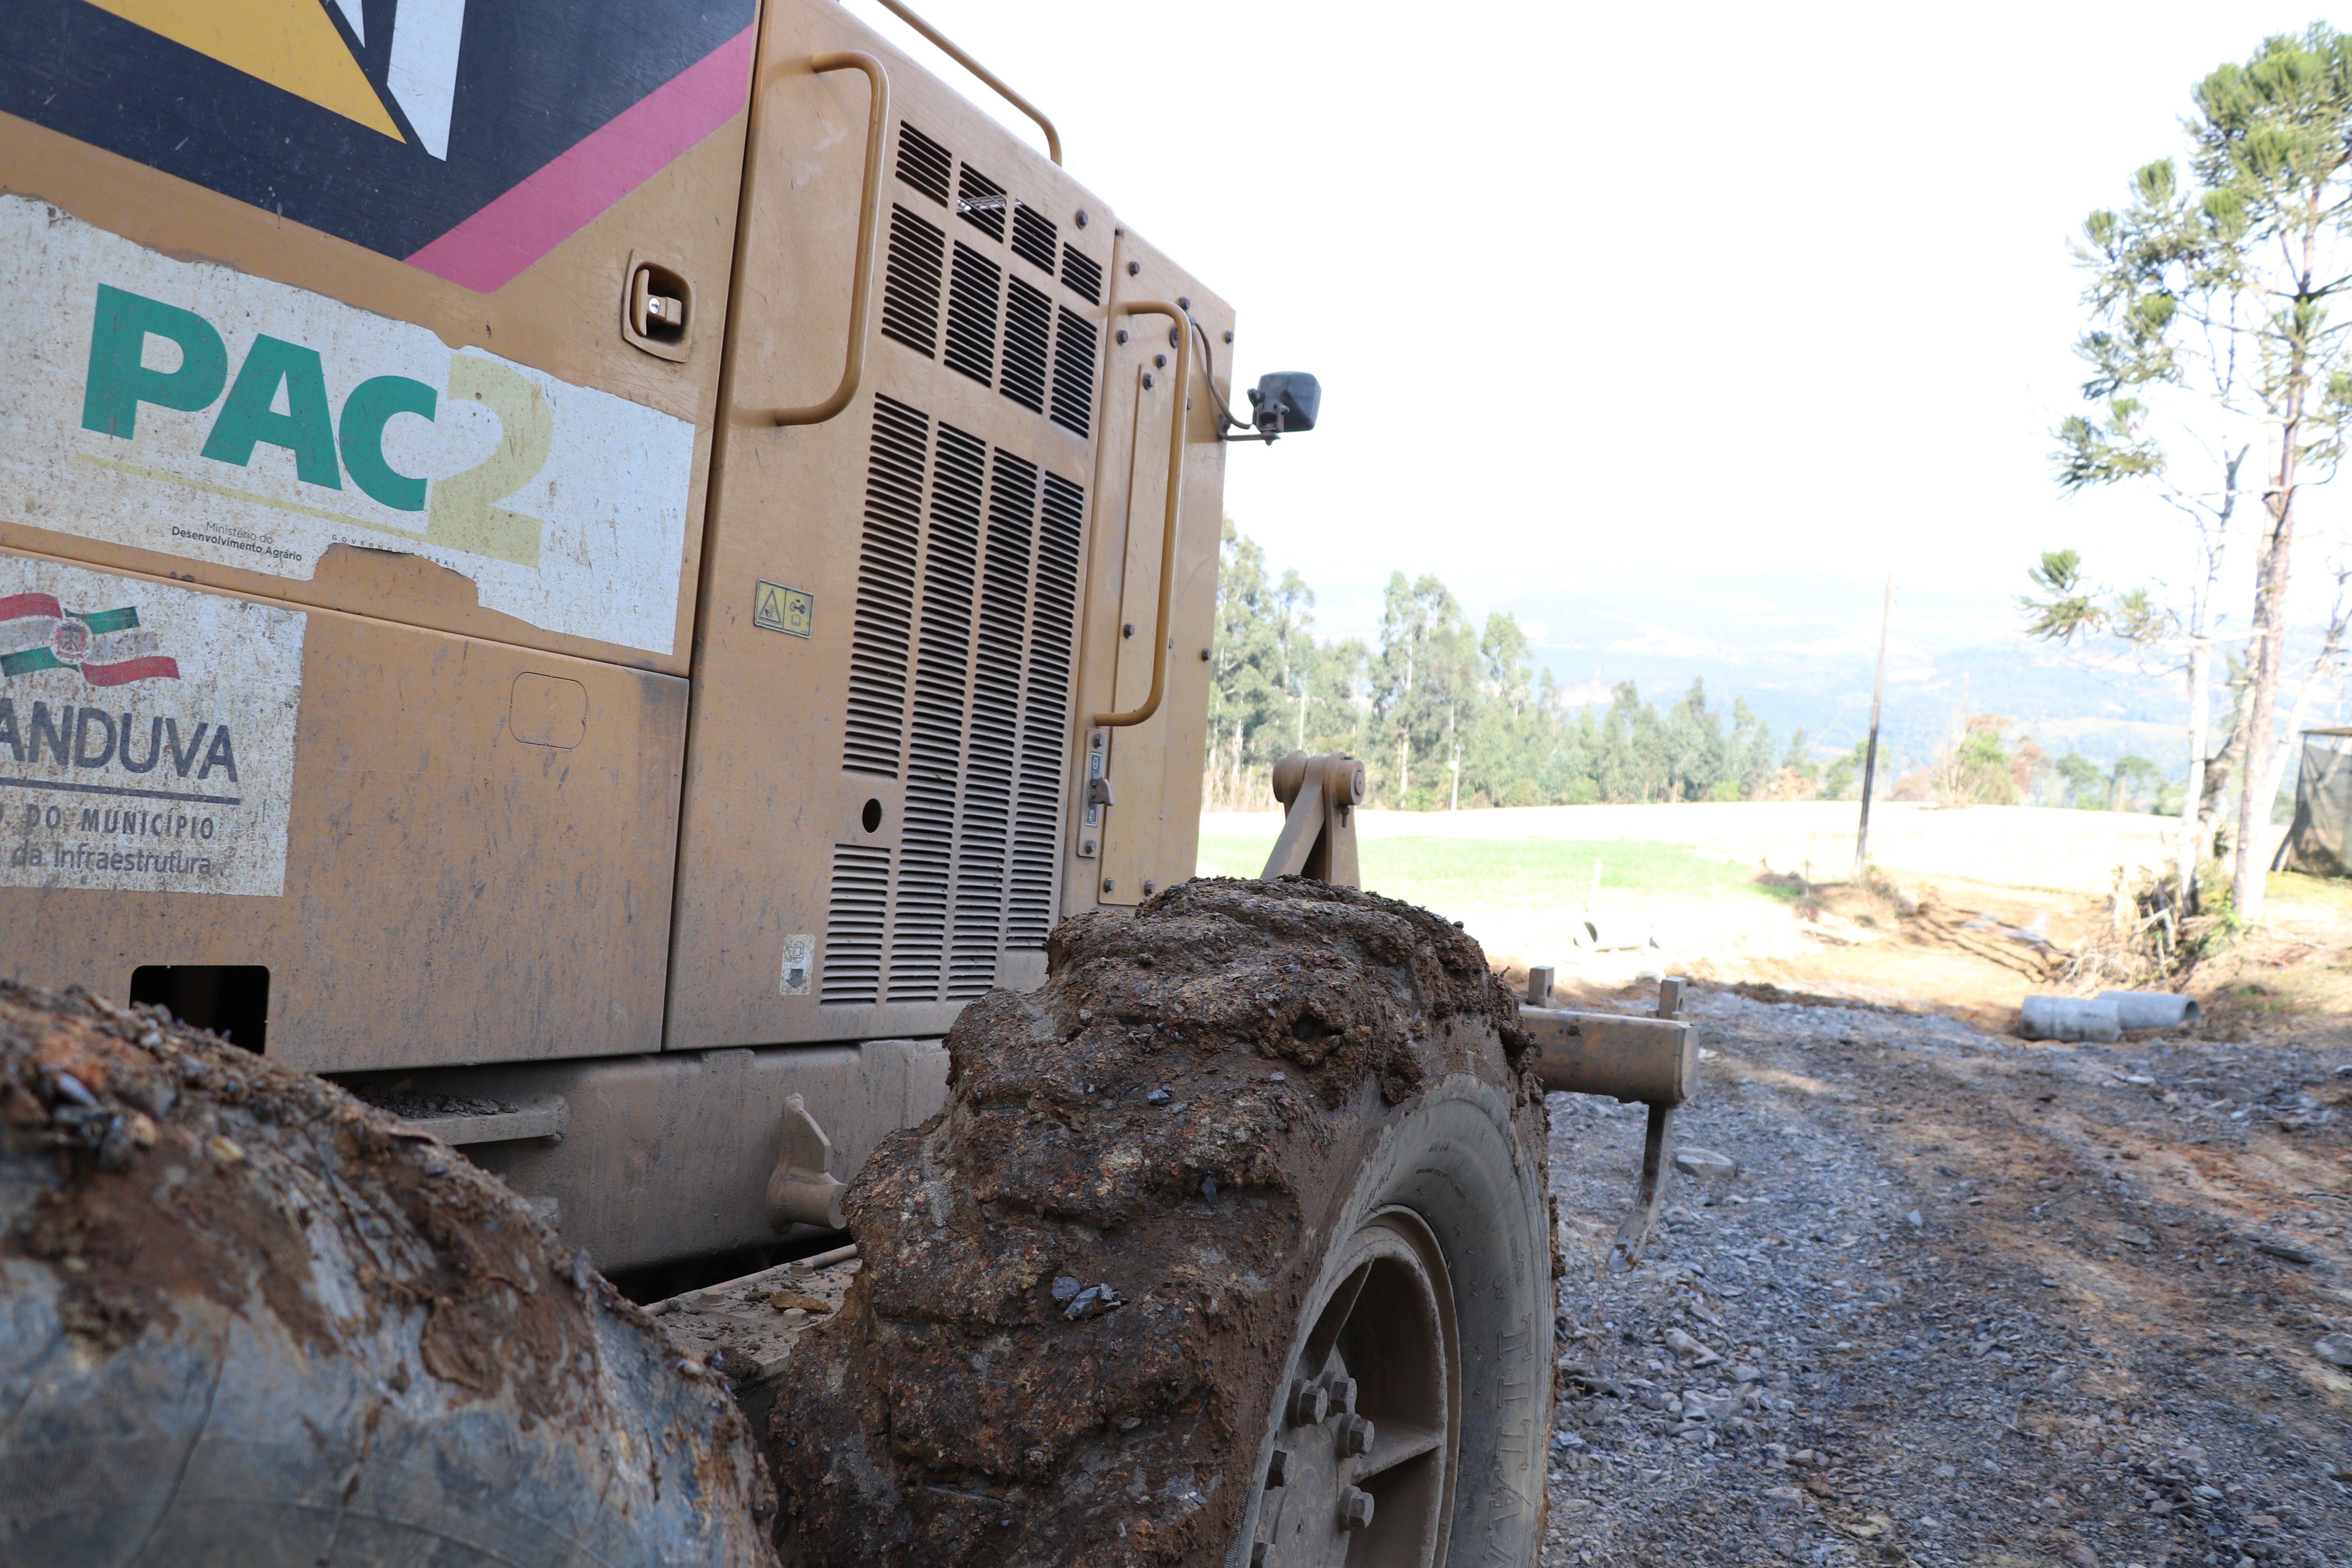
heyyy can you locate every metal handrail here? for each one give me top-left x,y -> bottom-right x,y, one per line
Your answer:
869,0 -> 1062,164
1093,302 -> 1191,729
757,51 -> 889,427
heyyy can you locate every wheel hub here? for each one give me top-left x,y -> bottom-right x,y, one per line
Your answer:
1249,1210 -> 1457,1568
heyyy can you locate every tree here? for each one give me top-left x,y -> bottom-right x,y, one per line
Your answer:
1766,728 -> 1820,800
2024,546 -> 2232,897
2109,754 -> 2166,811
2062,24 -> 2352,920
1370,573 -> 1476,808
2053,751 -> 2108,807
1936,716 -> 2039,807
1209,535 -> 1801,811
1822,738 -> 1870,800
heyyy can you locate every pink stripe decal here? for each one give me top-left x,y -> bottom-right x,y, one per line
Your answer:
405,27 -> 757,294
0,593 -> 63,621
80,655 -> 181,687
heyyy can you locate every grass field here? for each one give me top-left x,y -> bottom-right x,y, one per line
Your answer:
2267,869 -> 2352,914
1192,834 -> 1794,919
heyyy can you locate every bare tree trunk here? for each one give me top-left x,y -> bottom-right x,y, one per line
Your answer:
2177,446 -> 2241,908
2232,210 -> 2324,921
2178,638 -> 2211,905
1445,702 -> 1458,811
2234,454 -> 2301,918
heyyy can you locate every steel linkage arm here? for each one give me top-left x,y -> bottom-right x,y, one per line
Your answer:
1521,976 -> 1693,1272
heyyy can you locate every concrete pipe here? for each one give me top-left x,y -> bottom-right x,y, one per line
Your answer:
2018,996 -> 2122,1044
2096,991 -> 2203,1030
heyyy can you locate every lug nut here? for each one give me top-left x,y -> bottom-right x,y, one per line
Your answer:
1339,1414 -> 1375,1456
1287,1379 -> 1330,1426
1340,1487 -> 1375,1531
1265,1448 -> 1290,1487
1330,1377 -> 1359,1416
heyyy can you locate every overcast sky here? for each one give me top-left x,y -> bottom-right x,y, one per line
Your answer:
843,1 -> 2348,655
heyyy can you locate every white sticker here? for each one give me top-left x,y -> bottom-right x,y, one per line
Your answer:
780,934 -> 814,996
1,557 -> 305,897
0,196 -> 694,655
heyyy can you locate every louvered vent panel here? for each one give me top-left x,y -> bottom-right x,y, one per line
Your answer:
820,391 -> 1089,1006
895,122 -> 951,204
943,244 -> 1001,386
1000,279 -> 1051,414
820,845 -> 891,1004
956,163 -> 1007,239
887,423 -> 984,1001
1011,474 -> 1084,946
1010,204 -> 1058,273
949,452 -> 1036,997
880,205 -> 945,358
842,396 -> 929,775
1049,309 -> 1098,439
1061,247 -> 1102,304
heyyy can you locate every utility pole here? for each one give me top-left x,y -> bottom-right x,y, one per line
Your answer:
1855,576 -> 1892,878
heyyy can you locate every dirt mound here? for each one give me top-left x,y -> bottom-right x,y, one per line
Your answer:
0,980 -> 777,1565
765,876 -> 1545,1566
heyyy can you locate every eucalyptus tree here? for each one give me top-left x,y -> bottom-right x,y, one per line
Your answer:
2056,24 -> 2352,918
1371,573 -> 1475,806
1207,520 -> 1285,810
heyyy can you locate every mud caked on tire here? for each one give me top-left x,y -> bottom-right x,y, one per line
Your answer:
769,878 -> 1555,1568
0,982 -> 779,1567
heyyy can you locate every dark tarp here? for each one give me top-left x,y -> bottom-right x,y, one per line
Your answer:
2276,729 -> 2352,876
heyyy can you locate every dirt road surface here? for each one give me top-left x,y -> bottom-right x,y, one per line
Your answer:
1542,981 -> 2352,1568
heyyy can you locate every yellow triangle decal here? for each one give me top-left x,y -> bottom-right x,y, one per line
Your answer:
87,0 -> 405,142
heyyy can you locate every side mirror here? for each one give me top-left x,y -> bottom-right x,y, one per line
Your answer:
1245,372 -> 1320,439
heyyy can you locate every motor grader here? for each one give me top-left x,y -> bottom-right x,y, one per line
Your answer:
0,4 -> 1693,1563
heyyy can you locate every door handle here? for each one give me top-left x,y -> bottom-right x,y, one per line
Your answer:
747,50 -> 889,427
1092,300 -> 1192,728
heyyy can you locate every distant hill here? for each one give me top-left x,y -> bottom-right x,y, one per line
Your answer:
1489,566 -> 2345,776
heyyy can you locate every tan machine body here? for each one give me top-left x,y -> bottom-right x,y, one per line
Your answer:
0,0 -> 1227,1270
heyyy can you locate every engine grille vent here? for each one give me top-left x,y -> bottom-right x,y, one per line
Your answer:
1000,278 -> 1051,414
823,396 -> 1086,1006
880,205 -> 944,356
819,845 -> 891,1004
1010,203 -> 1058,274
871,130 -> 1102,440
1049,309 -> 1097,439
1061,246 -> 1102,304
895,122 -> 952,205
841,396 -> 928,777
943,243 -> 1001,386
956,164 -> 1007,240
1014,473 -> 1085,946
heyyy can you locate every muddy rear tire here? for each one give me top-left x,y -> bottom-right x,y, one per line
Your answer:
766,878 -> 1553,1568
1238,1076 -> 1548,1568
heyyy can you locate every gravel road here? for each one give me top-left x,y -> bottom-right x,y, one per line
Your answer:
1541,984 -> 2352,1568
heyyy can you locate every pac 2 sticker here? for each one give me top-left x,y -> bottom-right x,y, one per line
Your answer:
0,197 -> 695,655
2,555 -> 305,897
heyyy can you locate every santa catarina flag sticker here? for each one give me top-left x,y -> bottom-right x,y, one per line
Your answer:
0,593 -> 181,686
0,556 -> 304,897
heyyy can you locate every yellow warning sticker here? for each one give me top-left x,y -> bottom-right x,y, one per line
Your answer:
754,580 -> 813,638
